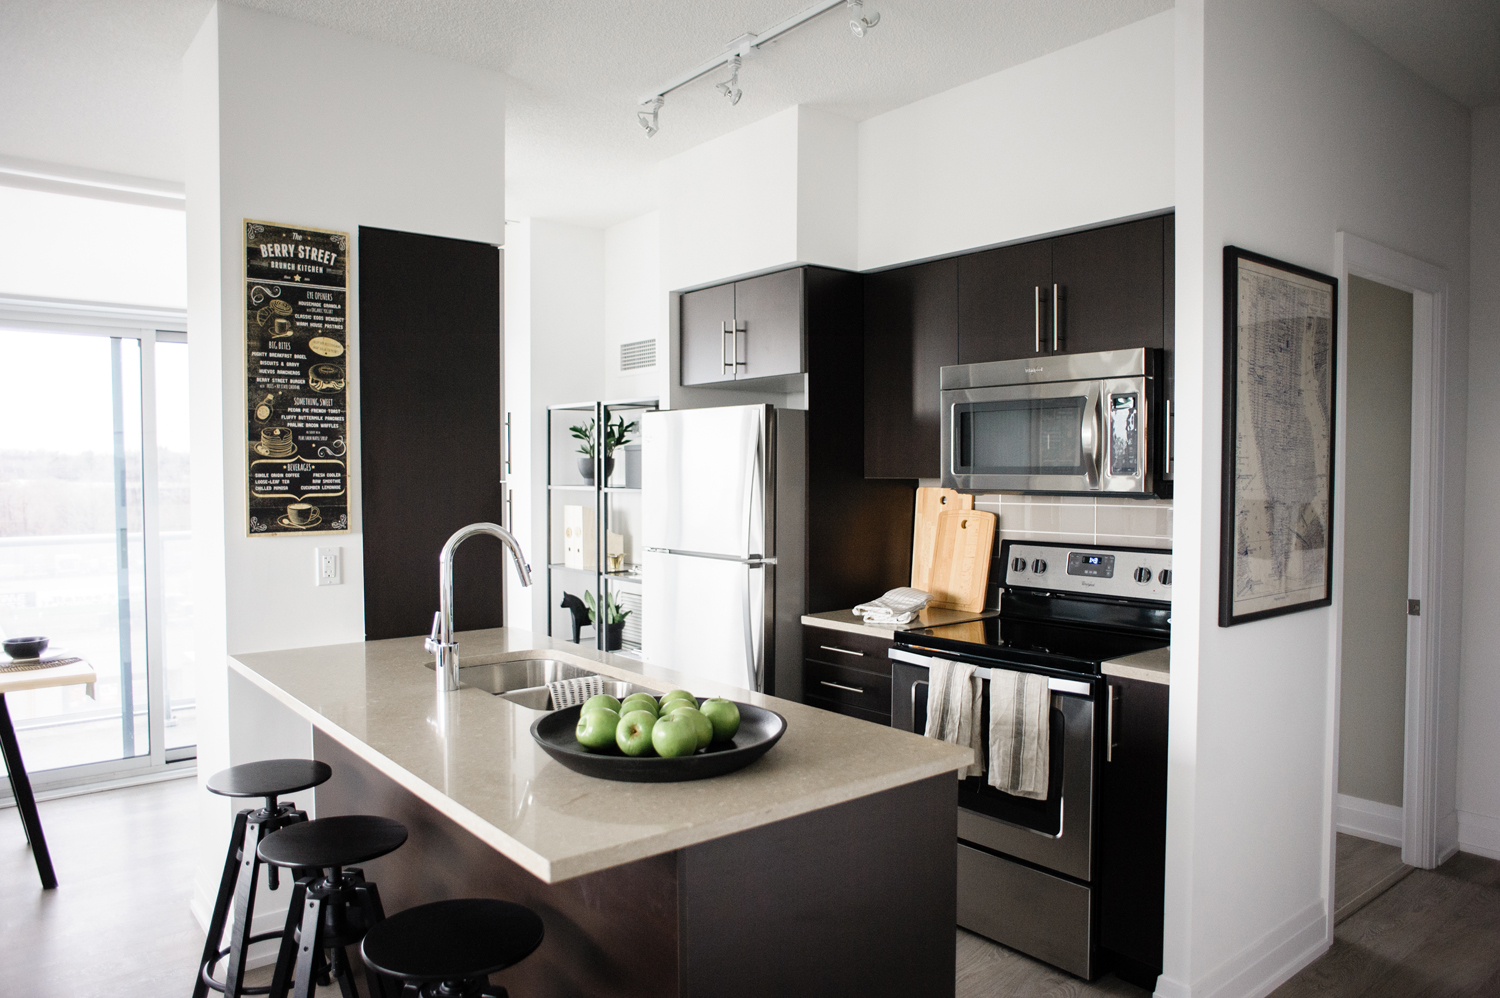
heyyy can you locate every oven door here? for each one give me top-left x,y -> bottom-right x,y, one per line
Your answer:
940,376 -> 1150,496
891,651 -> 1097,882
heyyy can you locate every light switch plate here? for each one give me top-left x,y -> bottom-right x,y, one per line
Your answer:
316,546 -> 342,586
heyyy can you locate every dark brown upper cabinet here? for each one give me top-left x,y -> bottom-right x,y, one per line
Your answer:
863,258 -> 958,480
955,216 -> 1167,364
680,268 -> 804,386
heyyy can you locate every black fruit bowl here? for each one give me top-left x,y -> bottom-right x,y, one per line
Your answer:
3,636 -> 48,660
531,701 -> 786,783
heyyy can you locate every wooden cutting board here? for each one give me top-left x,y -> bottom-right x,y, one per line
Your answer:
911,487 -> 974,591
927,509 -> 996,613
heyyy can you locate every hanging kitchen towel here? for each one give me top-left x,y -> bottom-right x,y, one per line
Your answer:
547,674 -> 604,710
923,659 -> 985,778
987,667 -> 1050,800
853,587 -> 932,625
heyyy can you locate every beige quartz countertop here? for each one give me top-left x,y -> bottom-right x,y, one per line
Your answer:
1101,646 -> 1170,686
230,628 -> 972,885
801,607 -> 999,639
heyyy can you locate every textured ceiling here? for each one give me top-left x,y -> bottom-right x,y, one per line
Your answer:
1310,0 -> 1500,109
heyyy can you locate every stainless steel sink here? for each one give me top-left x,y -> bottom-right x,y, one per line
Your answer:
500,679 -> 652,712
432,658 -> 593,696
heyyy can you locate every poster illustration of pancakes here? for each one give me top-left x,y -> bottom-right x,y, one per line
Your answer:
244,219 -> 350,536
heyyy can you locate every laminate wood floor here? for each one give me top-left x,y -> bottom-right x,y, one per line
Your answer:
5,778 -> 1496,998
1335,832 -> 1412,923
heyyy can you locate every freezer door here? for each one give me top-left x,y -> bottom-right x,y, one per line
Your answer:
642,551 -> 766,692
642,405 -> 768,559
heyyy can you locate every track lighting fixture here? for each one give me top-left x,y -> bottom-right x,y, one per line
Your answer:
637,96 -> 663,137
636,0 -> 882,137
847,0 -> 880,37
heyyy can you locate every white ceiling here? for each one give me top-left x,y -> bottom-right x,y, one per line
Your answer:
1,0 -> 1496,228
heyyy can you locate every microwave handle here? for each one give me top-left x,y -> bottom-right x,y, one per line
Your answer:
1082,390 -> 1102,488
1034,286 -> 1044,353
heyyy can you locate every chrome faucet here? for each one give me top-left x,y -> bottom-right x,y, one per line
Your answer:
426,522 -> 533,694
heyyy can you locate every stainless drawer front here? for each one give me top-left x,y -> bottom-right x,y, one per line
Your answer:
957,843 -> 1094,979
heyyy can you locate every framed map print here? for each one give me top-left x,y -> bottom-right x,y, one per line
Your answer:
1219,246 -> 1338,626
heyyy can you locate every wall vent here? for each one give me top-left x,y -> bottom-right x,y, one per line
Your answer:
619,588 -> 643,649
620,338 -> 656,371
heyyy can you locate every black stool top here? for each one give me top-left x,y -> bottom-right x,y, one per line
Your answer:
257,814 -> 407,869
360,899 -> 545,982
206,759 -> 332,799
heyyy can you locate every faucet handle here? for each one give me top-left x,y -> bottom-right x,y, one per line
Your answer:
425,610 -> 442,653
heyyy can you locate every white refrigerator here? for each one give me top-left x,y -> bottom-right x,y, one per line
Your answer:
641,404 -> 805,697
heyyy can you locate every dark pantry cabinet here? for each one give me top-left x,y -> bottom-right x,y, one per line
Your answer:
1097,673 -> 1170,988
680,268 -> 804,385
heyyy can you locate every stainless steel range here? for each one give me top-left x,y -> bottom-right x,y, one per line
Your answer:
889,539 -> 1170,979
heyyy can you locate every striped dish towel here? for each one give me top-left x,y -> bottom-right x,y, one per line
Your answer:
923,659 -> 985,778
548,675 -> 604,710
988,667 -> 1050,800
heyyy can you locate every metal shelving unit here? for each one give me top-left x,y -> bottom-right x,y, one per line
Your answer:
545,397 -> 657,653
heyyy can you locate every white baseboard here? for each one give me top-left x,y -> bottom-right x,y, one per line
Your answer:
1336,794 -> 1403,847
1458,810 -> 1500,861
1154,899 -> 1327,998
189,877 -> 295,972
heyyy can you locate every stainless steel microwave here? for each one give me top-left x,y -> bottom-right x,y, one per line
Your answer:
939,348 -> 1170,497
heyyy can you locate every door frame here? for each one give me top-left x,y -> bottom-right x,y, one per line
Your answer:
1326,232 -> 1454,887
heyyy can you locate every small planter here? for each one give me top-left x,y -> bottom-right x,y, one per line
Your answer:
605,621 -> 625,651
577,456 -> 616,484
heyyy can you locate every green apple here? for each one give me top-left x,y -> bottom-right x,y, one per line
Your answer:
575,707 -> 620,750
621,693 -> 658,714
581,694 -> 621,716
651,712 -> 698,758
616,709 -> 657,756
671,707 -> 714,750
659,690 -> 698,709
700,698 -> 741,742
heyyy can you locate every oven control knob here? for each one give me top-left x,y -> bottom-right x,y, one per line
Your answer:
1159,569 -> 1172,586
1032,559 -> 1047,574
1011,557 -> 1028,572
1134,566 -> 1153,584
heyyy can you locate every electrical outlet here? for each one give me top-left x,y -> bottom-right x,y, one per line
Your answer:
315,546 -> 342,586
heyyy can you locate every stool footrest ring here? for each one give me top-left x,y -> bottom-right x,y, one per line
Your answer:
200,932 -> 294,995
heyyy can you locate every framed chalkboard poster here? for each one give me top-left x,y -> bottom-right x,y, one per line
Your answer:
244,219 -> 350,536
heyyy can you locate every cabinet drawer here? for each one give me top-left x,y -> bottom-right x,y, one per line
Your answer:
804,658 -> 892,717
804,691 -> 891,726
801,626 -> 893,672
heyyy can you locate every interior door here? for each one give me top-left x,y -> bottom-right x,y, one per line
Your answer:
735,269 -> 804,380
680,284 -> 736,386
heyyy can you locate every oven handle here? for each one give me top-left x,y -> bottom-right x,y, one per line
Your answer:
888,648 -> 1092,695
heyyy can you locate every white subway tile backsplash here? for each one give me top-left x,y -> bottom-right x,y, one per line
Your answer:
980,493 -> 1173,547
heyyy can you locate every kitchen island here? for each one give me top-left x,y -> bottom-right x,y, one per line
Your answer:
231,627 -> 972,998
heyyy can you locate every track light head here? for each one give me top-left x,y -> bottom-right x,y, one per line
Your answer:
716,56 -> 743,106
638,96 -> 664,137
848,0 -> 879,37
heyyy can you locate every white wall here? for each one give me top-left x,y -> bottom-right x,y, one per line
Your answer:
503,219 -> 606,635
603,211 -> 666,402
1459,104 -> 1500,860
856,11 -> 1175,271
1162,2 -> 1471,996
183,0 -> 504,941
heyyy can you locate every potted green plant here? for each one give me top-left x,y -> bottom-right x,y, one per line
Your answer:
583,590 -> 631,651
570,415 -> 637,484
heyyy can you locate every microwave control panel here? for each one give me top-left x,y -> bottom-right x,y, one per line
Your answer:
1005,542 -> 1172,602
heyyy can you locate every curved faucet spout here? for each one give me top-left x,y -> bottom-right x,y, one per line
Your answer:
427,522 -> 532,693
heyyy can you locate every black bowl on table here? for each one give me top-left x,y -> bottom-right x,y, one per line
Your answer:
3,637 -> 49,660
530,701 -> 786,783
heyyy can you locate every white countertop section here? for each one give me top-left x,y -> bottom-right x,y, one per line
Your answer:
230,628 -> 972,885
1101,646 -> 1170,686
801,607 -> 999,639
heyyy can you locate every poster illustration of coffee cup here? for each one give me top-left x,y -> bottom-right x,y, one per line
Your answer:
244,219 -> 350,536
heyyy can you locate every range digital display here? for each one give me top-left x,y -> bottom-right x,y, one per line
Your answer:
1067,552 -> 1116,578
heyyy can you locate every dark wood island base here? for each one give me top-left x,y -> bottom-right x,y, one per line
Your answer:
314,731 -> 958,998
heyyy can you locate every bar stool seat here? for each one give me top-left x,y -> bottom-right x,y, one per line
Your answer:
259,814 -> 408,998
361,898 -> 545,997
194,759 -> 333,998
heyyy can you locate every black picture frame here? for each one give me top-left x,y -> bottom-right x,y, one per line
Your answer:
1219,246 -> 1338,627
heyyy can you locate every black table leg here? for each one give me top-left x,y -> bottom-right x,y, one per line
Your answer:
0,692 -> 56,889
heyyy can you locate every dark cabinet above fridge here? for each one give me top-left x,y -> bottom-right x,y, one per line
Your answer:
680,268 -> 805,386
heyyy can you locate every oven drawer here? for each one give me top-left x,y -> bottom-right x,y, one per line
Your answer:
802,625 -> 893,674
803,658 -> 892,718
958,842 -> 1094,979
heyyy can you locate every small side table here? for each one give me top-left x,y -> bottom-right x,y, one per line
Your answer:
0,655 -> 98,889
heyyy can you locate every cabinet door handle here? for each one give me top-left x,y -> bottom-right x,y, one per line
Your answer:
1107,685 -> 1119,762
505,489 -> 513,530
1165,398 -> 1174,476
1053,284 -> 1063,352
820,680 -> 865,694
734,320 -> 746,371
819,644 -> 865,657
1035,286 -> 1044,353
503,412 -> 512,476
722,320 -> 733,374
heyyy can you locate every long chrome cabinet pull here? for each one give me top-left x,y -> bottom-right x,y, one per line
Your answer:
1165,398 -> 1174,476
820,680 -> 865,694
734,320 -> 746,371
1053,284 -> 1063,352
721,320 -> 733,374
1107,685 -> 1119,762
819,644 -> 865,657
1034,286 -> 1043,353
503,412 -> 512,476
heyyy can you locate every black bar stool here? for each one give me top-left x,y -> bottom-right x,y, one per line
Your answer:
259,814 -> 408,998
360,898 -> 545,998
195,759 -> 333,998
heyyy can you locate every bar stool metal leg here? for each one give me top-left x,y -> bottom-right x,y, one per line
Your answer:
0,692 -> 56,889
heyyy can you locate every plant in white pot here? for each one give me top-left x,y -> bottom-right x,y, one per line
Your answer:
570,415 -> 637,485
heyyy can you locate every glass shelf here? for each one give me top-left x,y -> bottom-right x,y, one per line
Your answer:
548,484 -> 595,492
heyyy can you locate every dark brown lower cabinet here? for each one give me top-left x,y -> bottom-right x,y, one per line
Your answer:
801,624 -> 894,724
1098,674 -> 1170,989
